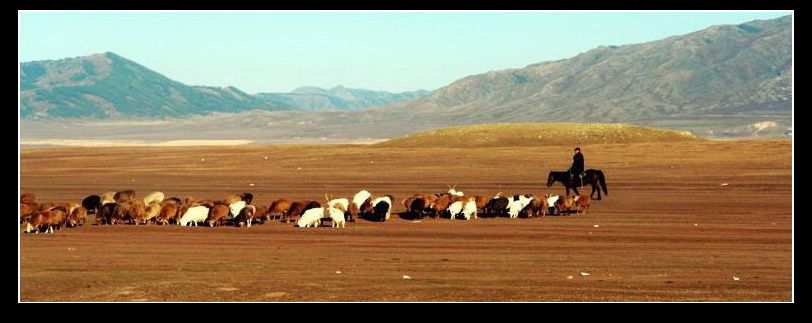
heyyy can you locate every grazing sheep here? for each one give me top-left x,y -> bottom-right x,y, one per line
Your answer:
447,201 -> 463,220
508,195 -> 533,218
228,201 -> 246,219
23,212 -> 47,233
348,190 -> 372,222
142,192 -> 165,206
112,202 -> 132,225
82,195 -> 102,215
520,196 -> 547,218
44,210 -> 66,233
575,194 -> 591,214
236,205 -> 257,227
157,202 -> 179,225
20,202 -> 37,224
178,206 -> 210,226
207,204 -> 230,227
68,206 -> 88,227
554,195 -> 577,215
254,205 -> 268,224
430,194 -> 452,218
409,197 -> 430,219
284,201 -> 307,223
546,195 -> 560,214
98,203 -> 117,225
142,203 -> 162,224
114,190 -> 136,203
462,198 -> 478,220
370,196 -> 392,222
485,196 -> 509,218
297,207 -> 324,228
267,198 -> 291,221
329,207 -> 346,228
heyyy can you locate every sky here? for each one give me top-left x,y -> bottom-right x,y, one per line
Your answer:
19,11 -> 791,94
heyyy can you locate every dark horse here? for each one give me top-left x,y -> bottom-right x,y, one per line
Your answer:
547,169 -> 608,200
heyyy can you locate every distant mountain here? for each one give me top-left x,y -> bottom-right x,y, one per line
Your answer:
256,86 -> 429,110
381,15 -> 791,131
20,52 -> 290,118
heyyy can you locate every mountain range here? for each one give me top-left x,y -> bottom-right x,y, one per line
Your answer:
20,15 -> 792,139
257,86 -> 429,110
20,53 -> 425,118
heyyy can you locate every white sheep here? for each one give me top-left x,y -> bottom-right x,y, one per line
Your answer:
328,207 -> 346,228
508,195 -> 533,218
447,201 -> 463,220
142,191 -> 165,206
298,207 -> 323,228
462,198 -> 478,220
179,206 -> 209,226
228,200 -> 246,219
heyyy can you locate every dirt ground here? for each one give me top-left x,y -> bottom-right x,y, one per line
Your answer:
19,140 -> 793,301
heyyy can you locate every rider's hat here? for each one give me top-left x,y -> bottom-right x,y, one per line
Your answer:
574,147 -> 581,151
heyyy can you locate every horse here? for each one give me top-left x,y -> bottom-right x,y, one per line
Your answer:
547,169 -> 608,200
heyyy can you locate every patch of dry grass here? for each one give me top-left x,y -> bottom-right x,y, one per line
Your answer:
373,123 -> 701,148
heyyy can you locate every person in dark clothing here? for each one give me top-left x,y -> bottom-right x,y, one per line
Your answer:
569,147 -> 585,185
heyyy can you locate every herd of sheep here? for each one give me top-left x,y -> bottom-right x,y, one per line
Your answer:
19,187 -> 593,234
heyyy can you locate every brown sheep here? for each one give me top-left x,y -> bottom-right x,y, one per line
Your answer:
128,200 -> 147,225
20,202 -> 37,224
358,198 -> 374,216
112,202 -> 132,224
143,203 -> 162,224
207,204 -> 230,227
431,194 -> 452,218
575,194 -> 591,214
554,195 -> 577,215
267,198 -> 291,221
235,205 -> 257,227
98,203 -> 117,225
254,205 -> 268,224
157,202 -> 179,225
114,189 -> 136,203
44,210 -> 67,233
68,206 -> 88,227
520,195 -> 546,218
284,201 -> 306,223
24,211 -> 48,233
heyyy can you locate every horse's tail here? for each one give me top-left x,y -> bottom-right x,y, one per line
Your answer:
598,170 -> 608,195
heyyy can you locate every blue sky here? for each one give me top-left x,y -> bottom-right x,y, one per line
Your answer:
19,11 -> 791,93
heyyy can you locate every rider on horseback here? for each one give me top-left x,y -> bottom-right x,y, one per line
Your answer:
569,147 -> 584,186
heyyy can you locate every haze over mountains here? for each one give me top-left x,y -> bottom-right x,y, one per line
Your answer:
20,15 -> 792,141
